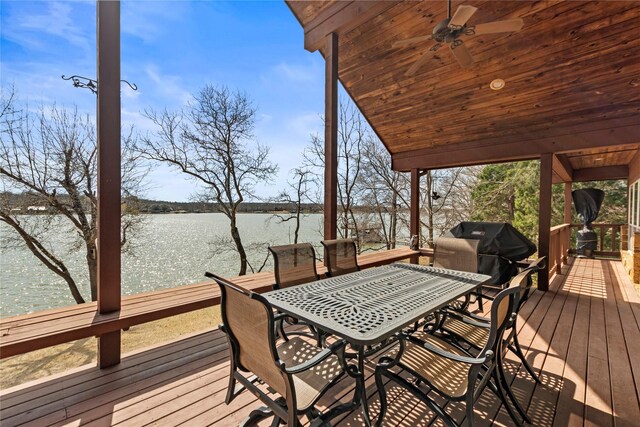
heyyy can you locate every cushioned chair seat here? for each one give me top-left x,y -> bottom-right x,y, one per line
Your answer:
389,331 -> 472,398
278,337 -> 343,411
441,316 -> 489,349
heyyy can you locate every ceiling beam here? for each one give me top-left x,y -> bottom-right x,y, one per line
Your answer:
392,120 -> 640,172
304,1 -> 398,52
629,149 -> 640,183
572,166 -> 629,182
553,154 -> 574,183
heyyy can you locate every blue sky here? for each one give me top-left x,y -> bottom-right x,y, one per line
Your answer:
1,0 -> 333,202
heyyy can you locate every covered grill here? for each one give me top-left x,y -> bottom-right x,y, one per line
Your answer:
449,222 -> 537,285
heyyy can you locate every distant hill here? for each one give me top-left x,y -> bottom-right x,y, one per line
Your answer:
135,198 -> 323,214
1,192 -> 323,214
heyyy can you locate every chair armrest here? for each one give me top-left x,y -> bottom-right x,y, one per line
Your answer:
405,333 -> 492,365
283,339 -> 347,374
273,312 -> 289,322
445,311 -> 490,328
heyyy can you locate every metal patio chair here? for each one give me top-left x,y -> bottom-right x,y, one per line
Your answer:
206,272 -> 346,427
437,257 -> 546,387
321,238 -> 360,277
269,243 -> 323,344
375,285 -> 523,427
433,236 -> 483,311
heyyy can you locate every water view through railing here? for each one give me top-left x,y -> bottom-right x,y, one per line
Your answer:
0,213 -> 324,317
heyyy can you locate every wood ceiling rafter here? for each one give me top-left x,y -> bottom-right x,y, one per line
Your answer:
572,165 -> 629,182
391,117 -> 640,171
553,154 -> 574,183
303,1 -> 400,52
286,1 -> 640,175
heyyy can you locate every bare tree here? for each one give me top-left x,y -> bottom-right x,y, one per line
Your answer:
359,136 -> 410,249
137,85 -> 277,276
420,168 -> 476,248
0,91 -> 146,303
304,101 -> 366,248
271,168 -> 316,244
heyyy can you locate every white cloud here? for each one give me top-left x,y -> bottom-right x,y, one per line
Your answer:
284,112 -> 323,139
121,1 -> 189,44
269,60 -> 322,84
5,2 -> 92,53
144,64 -> 193,106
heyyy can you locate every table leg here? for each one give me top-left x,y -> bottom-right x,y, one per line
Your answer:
353,346 -> 372,426
317,344 -> 372,426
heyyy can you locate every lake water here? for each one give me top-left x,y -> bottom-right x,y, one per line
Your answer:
0,213 -> 330,317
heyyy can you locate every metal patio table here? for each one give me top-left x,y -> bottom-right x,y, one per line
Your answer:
264,262 -> 491,426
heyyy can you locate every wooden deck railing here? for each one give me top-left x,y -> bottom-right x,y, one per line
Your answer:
550,224 -> 571,276
569,223 -> 625,257
0,247 -> 427,359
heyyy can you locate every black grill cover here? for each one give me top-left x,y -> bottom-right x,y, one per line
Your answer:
572,188 -> 605,226
450,222 -> 537,285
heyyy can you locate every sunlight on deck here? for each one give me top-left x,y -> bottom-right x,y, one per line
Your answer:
1,258 -> 639,426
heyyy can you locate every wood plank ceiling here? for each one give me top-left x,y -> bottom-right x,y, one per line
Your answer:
286,1 -> 640,176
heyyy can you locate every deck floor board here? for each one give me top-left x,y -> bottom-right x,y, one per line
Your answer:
1,258 -> 638,426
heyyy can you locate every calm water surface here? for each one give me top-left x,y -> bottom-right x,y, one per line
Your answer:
0,213 -> 325,317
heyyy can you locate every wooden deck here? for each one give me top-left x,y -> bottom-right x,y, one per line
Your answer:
1,257 -> 639,426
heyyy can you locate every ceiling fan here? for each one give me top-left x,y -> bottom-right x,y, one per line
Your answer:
394,0 -> 524,75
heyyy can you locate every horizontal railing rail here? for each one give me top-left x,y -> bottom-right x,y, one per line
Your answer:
569,223 -> 625,257
550,223 -> 571,276
0,247 -> 424,359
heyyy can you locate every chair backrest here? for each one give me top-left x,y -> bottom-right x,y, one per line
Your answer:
321,239 -> 359,277
481,285 -> 520,358
524,256 -> 546,272
269,243 -> 319,289
433,237 -> 479,273
515,256 -> 546,308
206,272 -> 287,397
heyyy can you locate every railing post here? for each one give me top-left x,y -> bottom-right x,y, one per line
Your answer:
323,32 -> 338,242
564,182 -> 572,223
538,154 -> 553,291
410,168 -> 420,264
96,0 -> 121,368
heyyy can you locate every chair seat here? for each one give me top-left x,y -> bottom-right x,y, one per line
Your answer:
278,337 -> 343,411
441,315 -> 489,349
390,332 -> 472,398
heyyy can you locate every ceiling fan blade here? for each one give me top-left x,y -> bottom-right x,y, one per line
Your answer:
393,35 -> 432,48
474,18 -> 524,35
450,43 -> 474,68
448,5 -> 478,28
406,49 -> 435,76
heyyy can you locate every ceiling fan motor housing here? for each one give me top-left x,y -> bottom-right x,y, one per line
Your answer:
432,18 -> 466,44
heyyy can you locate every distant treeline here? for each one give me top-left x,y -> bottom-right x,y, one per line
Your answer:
1,192 -> 323,214
138,200 -> 323,214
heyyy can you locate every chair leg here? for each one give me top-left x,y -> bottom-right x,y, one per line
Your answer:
476,289 -> 484,312
240,406 -> 276,427
225,367 -> 238,404
510,334 -> 541,383
270,415 -> 282,427
276,318 -> 289,342
465,390 -> 475,427
379,368 -> 457,427
490,371 -> 524,427
374,367 -> 388,427
497,352 -> 532,424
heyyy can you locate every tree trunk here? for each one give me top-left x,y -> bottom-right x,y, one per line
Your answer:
64,275 -> 86,305
390,190 -> 398,249
294,208 -> 301,244
508,194 -> 516,222
230,217 -> 247,276
87,242 -> 98,301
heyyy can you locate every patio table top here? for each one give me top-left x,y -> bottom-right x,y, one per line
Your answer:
264,263 -> 490,346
